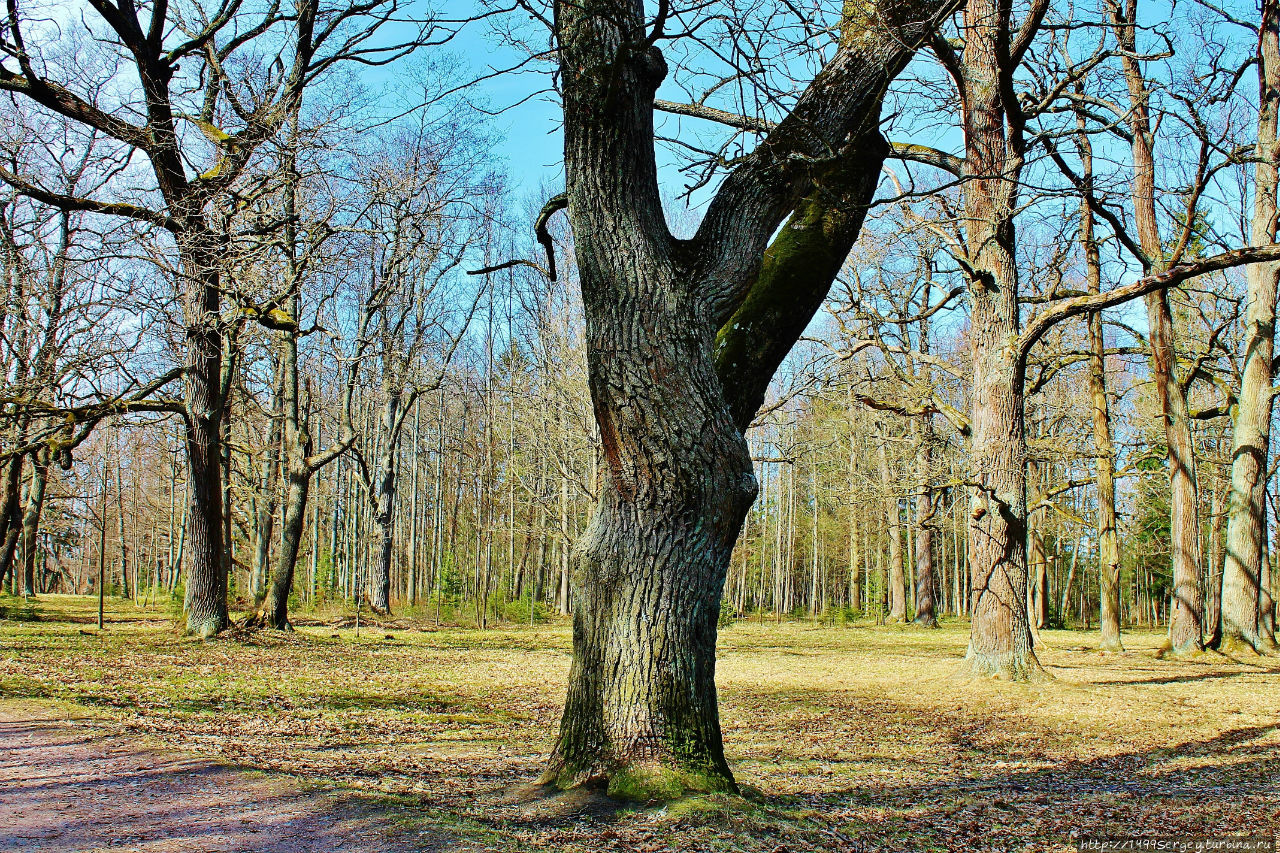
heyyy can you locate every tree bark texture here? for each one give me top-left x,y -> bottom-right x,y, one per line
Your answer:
1221,0 -> 1280,654
0,452 -> 23,591
545,0 -> 956,797
181,243 -> 228,638
369,391 -> 401,614
958,0 -> 1042,679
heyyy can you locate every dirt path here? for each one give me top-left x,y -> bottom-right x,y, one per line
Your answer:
0,704 -> 466,852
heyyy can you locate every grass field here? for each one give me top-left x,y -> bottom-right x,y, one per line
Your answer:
2,594 -> 1278,851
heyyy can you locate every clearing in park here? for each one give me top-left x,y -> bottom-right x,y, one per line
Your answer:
0,596 -> 1276,852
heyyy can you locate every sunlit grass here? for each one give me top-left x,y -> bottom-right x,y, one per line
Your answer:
3,594 -> 1278,851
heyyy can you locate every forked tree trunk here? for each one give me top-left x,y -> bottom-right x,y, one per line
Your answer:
540,274 -> 758,798
545,0 -> 953,797
1221,0 -> 1280,654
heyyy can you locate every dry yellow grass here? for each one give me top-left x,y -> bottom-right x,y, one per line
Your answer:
2,594 -> 1277,851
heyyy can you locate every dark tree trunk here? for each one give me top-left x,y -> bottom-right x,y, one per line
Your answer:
261,471 -> 309,630
0,452 -> 23,591
545,0 -> 954,797
181,247 -> 228,638
19,452 -> 48,597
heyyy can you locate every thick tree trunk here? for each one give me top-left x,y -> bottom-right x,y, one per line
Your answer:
958,0 -> 1041,680
368,391 -> 400,615
19,453 -> 48,597
1221,0 -> 1280,654
546,0 -> 951,798
965,344 -> 1038,678
181,247 -> 228,638
541,283 -> 757,798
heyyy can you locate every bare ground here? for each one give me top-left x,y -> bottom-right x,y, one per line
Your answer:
0,704 -> 465,852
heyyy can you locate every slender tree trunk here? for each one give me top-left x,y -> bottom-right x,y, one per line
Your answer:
1078,120 -> 1124,650
1221,0 -> 1280,654
1112,0 -> 1204,655
879,434 -> 907,621
251,367 -> 284,603
913,423 -> 937,627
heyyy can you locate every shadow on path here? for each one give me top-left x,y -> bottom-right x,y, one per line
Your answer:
0,706 -> 472,852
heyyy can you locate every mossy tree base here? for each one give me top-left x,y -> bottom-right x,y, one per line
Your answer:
957,647 -> 1051,683
543,761 -> 737,803
184,614 -> 228,640
1212,635 -> 1276,657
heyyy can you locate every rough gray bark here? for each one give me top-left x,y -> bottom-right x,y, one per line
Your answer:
369,390 -> 401,614
542,0 -> 957,797
956,0 -> 1044,680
